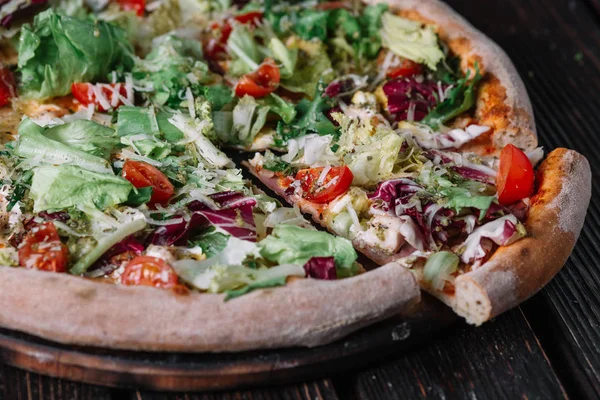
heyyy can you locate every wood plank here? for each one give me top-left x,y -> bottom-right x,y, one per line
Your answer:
0,364 -> 113,400
341,308 -> 566,400
443,0 -> 600,398
132,379 -> 339,400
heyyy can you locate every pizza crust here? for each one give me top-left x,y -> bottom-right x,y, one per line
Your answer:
367,0 -> 538,153
0,260 -> 420,352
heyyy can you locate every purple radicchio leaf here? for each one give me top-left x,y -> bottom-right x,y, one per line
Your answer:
87,236 -> 145,276
383,78 -> 441,122
324,76 -> 363,98
452,166 -> 495,185
303,256 -> 337,280
37,211 -> 70,222
103,236 -> 145,260
368,178 -> 422,211
148,191 -> 258,246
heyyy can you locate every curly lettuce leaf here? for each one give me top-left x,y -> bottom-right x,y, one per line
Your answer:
133,35 -> 213,107
259,225 -> 359,278
275,79 -> 336,144
227,24 -> 261,76
380,12 -> 444,70
15,118 -> 113,174
279,37 -> 334,97
17,9 -> 134,99
30,165 -> 133,212
43,120 -> 119,159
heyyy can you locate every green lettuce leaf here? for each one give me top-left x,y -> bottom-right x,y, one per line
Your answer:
116,106 -> 182,140
172,236 -> 306,295
202,84 -> 234,111
227,24 -> 261,76
275,79 -> 336,144
17,9 -> 134,99
268,37 -> 297,78
29,165 -> 133,212
259,93 -> 296,124
70,216 -> 146,275
224,276 -> 287,300
227,95 -> 270,146
422,66 -> 482,129
280,37 -> 334,97
15,118 -> 113,174
423,251 -> 459,291
333,113 -> 404,187
126,186 -> 153,206
133,35 -> 213,107
443,187 -> 495,220
259,225 -> 358,277
190,227 -> 229,258
43,120 -> 119,159
380,12 -> 444,70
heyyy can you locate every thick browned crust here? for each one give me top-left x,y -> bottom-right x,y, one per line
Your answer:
248,148 -> 591,326
450,148 -> 591,324
368,0 -> 538,153
0,260 -> 420,352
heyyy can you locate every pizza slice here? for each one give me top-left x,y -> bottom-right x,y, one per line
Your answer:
234,1 -> 591,326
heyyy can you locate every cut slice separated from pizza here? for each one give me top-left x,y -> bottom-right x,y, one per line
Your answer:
0,0 -> 590,351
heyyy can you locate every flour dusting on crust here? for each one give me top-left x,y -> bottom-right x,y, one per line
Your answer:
552,151 -> 591,237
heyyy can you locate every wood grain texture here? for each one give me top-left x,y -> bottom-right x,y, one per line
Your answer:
444,0 -> 600,399
132,380 -> 338,400
0,364 -> 112,400
341,309 -> 566,400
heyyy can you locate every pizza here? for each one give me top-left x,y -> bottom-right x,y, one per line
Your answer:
0,0 -> 590,352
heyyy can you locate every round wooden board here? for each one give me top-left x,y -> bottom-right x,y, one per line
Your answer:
0,295 -> 457,391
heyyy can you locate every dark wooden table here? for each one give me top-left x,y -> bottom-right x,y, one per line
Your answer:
2,0 -> 600,399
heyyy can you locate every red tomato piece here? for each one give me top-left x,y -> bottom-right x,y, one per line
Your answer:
233,11 -> 263,26
122,160 -> 175,205
204,21 -> 233,61
117,0 -> 145,16
496,144 -> 535,205
295,166 -> 354,204
235,58 -> 280,98
0,67 -> 16,108
387,59 -> 423,79
71,82 -> 128,112
121,256 -> 180,289
18,222 -> 69,273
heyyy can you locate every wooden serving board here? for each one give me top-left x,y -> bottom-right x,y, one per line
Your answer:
0,294 -> 457,391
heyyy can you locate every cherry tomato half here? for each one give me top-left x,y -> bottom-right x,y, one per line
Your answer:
71,82 -> 128,112
235,58 -> 280,98
122,160 -> 175,205
295,166 -> 354,204
233,11 -> 263,26
496,144 -> 535,205
18,222 -> 69,273
0,67 -> 16,108
121,256 -> 180,289
387,59 -> 423,79
204,21 -> 234,61
116,0 -> 145,16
